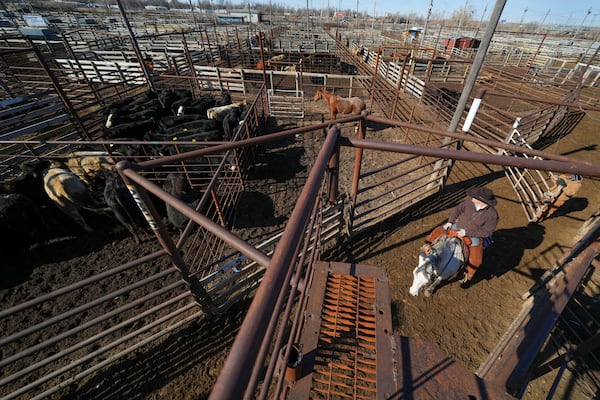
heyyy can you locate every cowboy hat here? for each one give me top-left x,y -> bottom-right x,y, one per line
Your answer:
466,186 -> 497,206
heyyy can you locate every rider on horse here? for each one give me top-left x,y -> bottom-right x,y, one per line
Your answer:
421,186 -> 499,288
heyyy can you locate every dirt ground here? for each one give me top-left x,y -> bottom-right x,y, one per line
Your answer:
1,107 -> 599,399
346,110 -> 600,400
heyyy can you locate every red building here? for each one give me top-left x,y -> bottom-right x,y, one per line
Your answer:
444,36 -> 481,49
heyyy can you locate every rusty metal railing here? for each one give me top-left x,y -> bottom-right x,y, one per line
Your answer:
2,26 -> 600,399
478,216 -> 600,397
206,112 -> 600,398
0,250 -> 199,400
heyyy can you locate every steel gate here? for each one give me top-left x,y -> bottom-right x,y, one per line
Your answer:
268,89 -> 304,119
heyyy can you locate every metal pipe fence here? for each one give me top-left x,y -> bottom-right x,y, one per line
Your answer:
1,22 -> 600,400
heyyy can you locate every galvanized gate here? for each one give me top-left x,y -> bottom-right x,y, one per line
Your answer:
502,122 -> 554,222
268,89 -> 304,119
501,120 -> 584,223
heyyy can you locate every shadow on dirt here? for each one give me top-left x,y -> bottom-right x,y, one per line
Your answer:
425,223 -> 546,294
59,298 -> 252,400
546,197 -> 589,220
249,146 -> 305,182
479,223 -> 546,282
1,221 -> 132,290
533,110 -> 586,150
233,190 -> 286,228
332,172 -> 506,263
366,120 -> 393,132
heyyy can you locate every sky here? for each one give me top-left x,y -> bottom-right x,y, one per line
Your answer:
279,1 -> 598,27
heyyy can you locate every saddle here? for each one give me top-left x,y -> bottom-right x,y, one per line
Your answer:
421,231 -> 471,262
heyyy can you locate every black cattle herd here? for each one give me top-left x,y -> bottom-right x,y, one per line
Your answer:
1,88 -> 248,253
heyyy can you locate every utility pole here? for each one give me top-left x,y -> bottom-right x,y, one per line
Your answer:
540,9 -> 550,30
431,0 -> 508,191
306,0 -> 310,38
450,0 -> 508,135
475,3 -> 488,37
573,7 -> 592,40
518,7 -> 528,31
371,0 -> 376,32
189,0 -> 199,31
421,0 -> 433,45
455,0 -> 469,37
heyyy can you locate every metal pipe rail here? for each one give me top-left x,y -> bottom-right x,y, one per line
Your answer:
210,125 -> 341,399
254,189 -> 324,400
28,310 -> 205,400
342,136 -> 600,178
0,249 -> 195,400
1,292 -> 193,392
0,268 -> 178,349
366,114 -> 598,169
478,234 -> 600,396
0,281 -> 184,371
0,250 -> 166,318
486,90 -> 600,112
204,106 -> 600,399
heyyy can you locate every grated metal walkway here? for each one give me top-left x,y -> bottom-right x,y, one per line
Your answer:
287,261 -> 396,399
287,261 -> 515,399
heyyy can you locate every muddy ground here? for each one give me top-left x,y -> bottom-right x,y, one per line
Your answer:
1,107 -> 599,399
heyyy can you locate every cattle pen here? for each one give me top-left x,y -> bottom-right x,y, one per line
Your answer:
1,6 -> 600,400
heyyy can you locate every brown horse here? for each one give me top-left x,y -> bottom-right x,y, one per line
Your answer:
313,88 -> 366,120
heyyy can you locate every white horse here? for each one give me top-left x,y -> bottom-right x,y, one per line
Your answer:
409,234 -> 466,297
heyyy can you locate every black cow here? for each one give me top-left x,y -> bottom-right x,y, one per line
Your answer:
103,172 -> 148,243
0,193 -> 51,253
105,103 -> 162,128
104,96 -> 135,116
174,94 -> 217,117
151,119 -> 221,140
162,173 -> 200,230
0,159 -> 78,229
158,114 -> 208,131
105,95 -> 161,118
215,90 -> 232,107
108,139 -> 151,163
0,159 -> 50,201
340,61 -> 357,75
222,106 -> 244,141
145,130 -> 223,148
103,119 -> 157,140
157,88 -> 193,110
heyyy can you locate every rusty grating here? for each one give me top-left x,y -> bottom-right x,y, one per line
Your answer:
288,261 -> 395,399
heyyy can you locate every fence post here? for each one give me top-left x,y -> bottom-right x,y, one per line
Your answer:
182,32 -> 202,95
327,136 -> 340,205
116,0 -> 155,92
28,41 -> 93,141
351,111 -> 368,208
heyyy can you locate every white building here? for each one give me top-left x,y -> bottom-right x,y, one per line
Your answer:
214,9 -> 261,24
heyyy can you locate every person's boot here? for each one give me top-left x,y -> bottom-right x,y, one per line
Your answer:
460,272 -> 471,289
